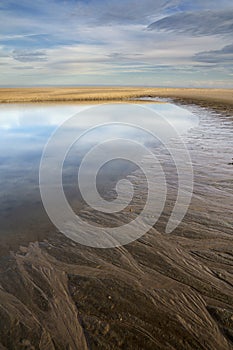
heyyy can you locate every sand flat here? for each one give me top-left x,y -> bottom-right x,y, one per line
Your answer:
0,90 -> 233,349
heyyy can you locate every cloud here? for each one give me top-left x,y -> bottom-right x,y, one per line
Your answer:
12,49 -> 47,62
13,65 -> 34,70
66,0 -> 180,25
148,10 -> 233,36
194,44 -> 233,64
0,0 -> 177,33
0,0 -> 233,86
170,0 -> 233,12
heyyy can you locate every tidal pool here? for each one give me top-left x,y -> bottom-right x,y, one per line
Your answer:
0,102 -> 199,251
0,102 -> 233,349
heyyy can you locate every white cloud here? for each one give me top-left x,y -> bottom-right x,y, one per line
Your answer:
0,0 -> 232,86
148,10 -> 233,36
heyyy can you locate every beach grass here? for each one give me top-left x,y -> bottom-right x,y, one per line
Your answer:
0,87 -> 232,115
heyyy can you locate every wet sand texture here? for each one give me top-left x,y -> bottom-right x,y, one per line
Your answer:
0,99 -> 232,349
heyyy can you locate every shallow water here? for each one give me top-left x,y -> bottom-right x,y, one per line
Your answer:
0,102 -> 198,250
0,102 -> 233,349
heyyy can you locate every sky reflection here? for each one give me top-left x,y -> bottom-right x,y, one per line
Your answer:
0,103 -> 198,240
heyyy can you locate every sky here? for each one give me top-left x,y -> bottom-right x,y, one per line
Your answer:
0,0 -> 233,87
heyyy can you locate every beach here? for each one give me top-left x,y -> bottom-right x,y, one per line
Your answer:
1,0 -> 232,347
0,93 -> 232,349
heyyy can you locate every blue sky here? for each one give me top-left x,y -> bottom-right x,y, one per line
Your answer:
0,0 -> 233,87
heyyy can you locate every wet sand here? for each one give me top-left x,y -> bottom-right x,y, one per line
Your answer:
0,97 -> 233,349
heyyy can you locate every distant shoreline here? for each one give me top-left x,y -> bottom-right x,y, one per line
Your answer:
0,87 -> 232,115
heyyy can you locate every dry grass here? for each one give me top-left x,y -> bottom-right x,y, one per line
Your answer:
0,87 -> 232,104
0,87 -> 232,115
0,87 -> 149,103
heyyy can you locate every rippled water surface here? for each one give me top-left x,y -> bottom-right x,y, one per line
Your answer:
0,102 -> 233,349
0,102 -> 232,247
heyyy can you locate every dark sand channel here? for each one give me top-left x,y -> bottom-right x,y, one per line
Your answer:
0,102 -> 232,349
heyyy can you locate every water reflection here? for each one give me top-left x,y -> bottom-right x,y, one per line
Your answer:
0,103 -> 198,248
